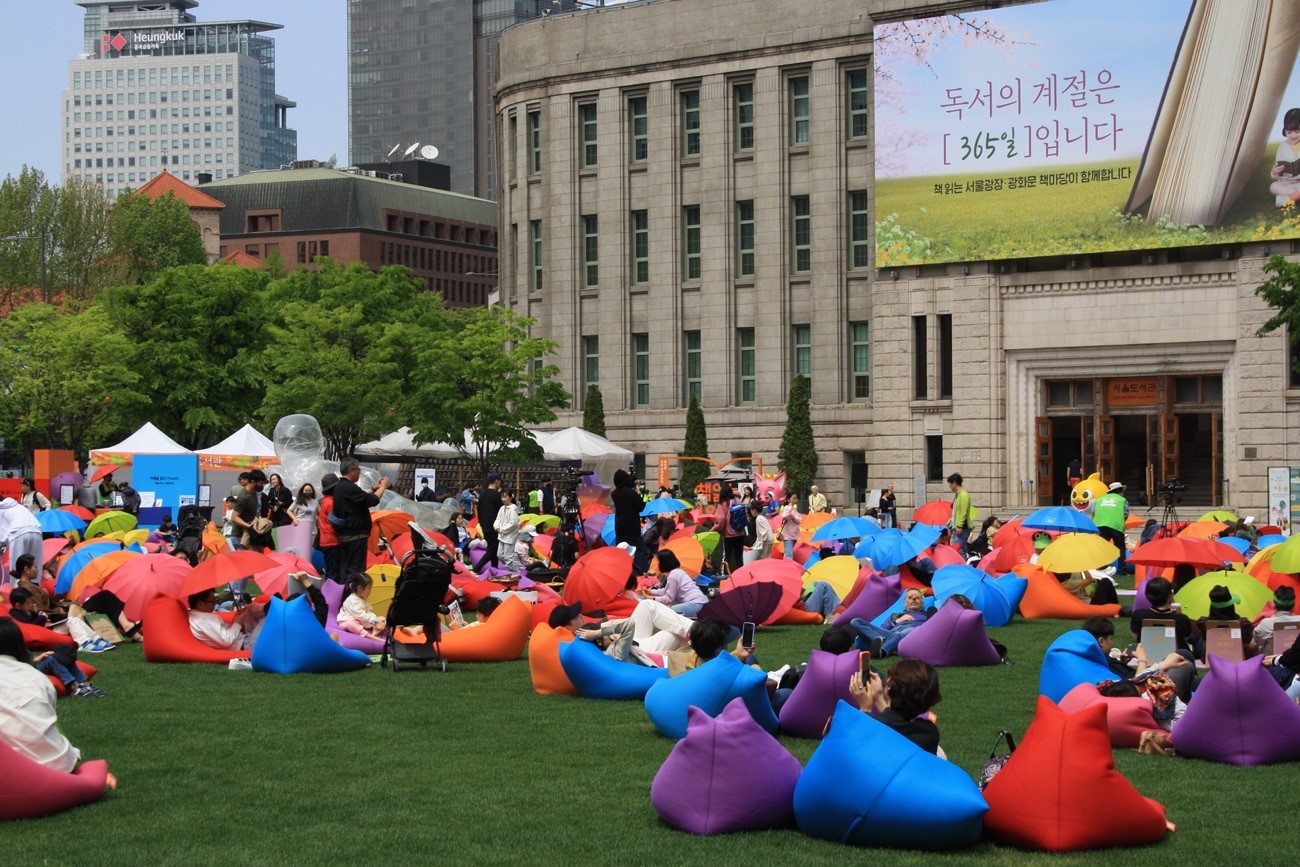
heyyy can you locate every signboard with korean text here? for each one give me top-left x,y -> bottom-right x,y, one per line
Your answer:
1105,378 -> 1159,408
133,454 -> 198,513
874,0 -> 1300,267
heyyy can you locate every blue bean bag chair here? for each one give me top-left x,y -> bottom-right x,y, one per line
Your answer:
1038,629 -> 1115,703
1170,655 -> 1300,765
557,636 -> 667,700
794,700 -> 987,849
651,698 -> 802,835
251,594 -> 372,675
897,602 -> 1001,667
644,651 -> 780,739
777,648 -> 859,738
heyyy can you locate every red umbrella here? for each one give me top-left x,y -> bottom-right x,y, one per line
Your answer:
913,500 -> 953,526
89,465 -> 119,484
984,535 -> 1037,574
720,559 -> 805,624
1127,537 -> 1246,570
178,550 -> 281,598
562,547 -> 634,612
992,518 -> 1027,549
62,505 -> 96,522
102,554 -> 192,621
254,551 -> 319,597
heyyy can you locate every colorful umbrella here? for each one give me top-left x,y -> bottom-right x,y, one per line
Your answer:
1257,534 -> 1284,550
1245,545 -> 1298,595
102,554 -> 192,621
991,517 -> 1027,549
862,524 -> 944,571
931,564 -> 1026,628
1036,533 -> 1120,574
69,550 -> 142,602
1198,510 -> 1239,523
178,550 -> 282,598
579,503 -> 612,521
797,511 -> 835,543
369,510 -> 416,552
1022,506 -> 1098,534
202,531 -> 230,556
803,554 -> 861,599
42,537 -> 73,564
720,559 -> 805,624
361,562 -> 401,616
655,536 -> 705,578
1268,534 -> 1300,574
49,471 -> 85,498
520,513 -> 562,529
699,581 -> 785,628
913,500 -> 953,526
581,513 -> 612,548
54,542 -> 124,595
35,510 -> 87,534
640,498 -> 691,517
1173,570 -> 1273,620
983,534 -> 1037,575
61,505 -> 96,522
84,510 -> 137,539
88,465 -> 119,484
810,516 -> 880,544
122,529 -> 150,547
694,530 -> 721,557
1127,537 -> 1246,570
562,546 -> 634,612
253,551 -> 320,598
1177,521 -> 1228,540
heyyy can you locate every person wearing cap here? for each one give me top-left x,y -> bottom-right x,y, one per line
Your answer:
316,473 -> 342,582
547,602 -> 648,665
1193,584 -> 1258,661
1093,482 -> 1131,575
514,523 -> 541,569
1253,586 -> 1298,652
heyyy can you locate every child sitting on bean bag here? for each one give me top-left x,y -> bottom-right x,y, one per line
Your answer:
337,572 -> 387,641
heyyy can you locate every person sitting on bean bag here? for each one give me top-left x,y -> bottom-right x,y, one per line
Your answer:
0,617 -> 116,789
445,596 -> 500,630
847,658 -> 943,755
337,572 -> 387,641
188,589 -> 264,651
1096,676 -> 1186,731
849,588 -> 934,657
1083,615 -> 1193,700
549,601 -> 653,666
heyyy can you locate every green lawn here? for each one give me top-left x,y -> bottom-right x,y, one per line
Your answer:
6,614 -> 1290,865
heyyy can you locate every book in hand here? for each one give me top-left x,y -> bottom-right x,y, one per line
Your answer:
444,600 -> 466,629
1278,158 -> 1300,177
1126,0 -> 1300,226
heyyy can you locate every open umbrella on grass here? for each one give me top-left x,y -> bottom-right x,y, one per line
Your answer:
1022,506 -> 1098,534
721,559 -> 805,624
102,554 -> 192,621
803,554 -> 861,599
810,516 -> 880,544
1035,533 -> 1119,574
54,541 -> 124,595
563,546 -> 634,612
931,564 -> 1026,627
69,550 -> 142,603
913,500 -> 953,526
698,581 -> 785,627
1128,537 -> 1245,570
35,510 -> 87,535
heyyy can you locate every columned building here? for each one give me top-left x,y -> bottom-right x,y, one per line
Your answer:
494,0 -> 1300,524
62,1 -> 297,200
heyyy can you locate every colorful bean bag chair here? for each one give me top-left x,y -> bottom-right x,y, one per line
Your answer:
0,740 -> 110,821
772,606 -> 823,625
644,651 -> 780,739
558,635 -> 667,700
983,697 -> 1168,851
437,594 -> 530,662
531,599 -> 559,631
1057,683 -> 1157,749
48,662 -> 99,698
7,614 -> 77,652
1170,655 -> 1300,765
832,570 -> 901,627
1038,629 -> 1116,703
1014,564 -> 1121,619
652,698 -> 802,835
319,580 -> 385,653
777,648 -> 859,738
141,594 -> 251,664
453,576 -> 509,610
527,622 -> 577,695
794,700 -> 987,849
251,594 -> 371,674
897,602 -> 1001,667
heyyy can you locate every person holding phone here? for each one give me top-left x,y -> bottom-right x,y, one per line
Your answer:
848,658 -> 943,754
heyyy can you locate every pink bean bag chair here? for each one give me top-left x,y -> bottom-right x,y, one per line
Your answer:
0,740 -> 110,820
897,602 -> 1001,667
1057,683 -> 1157,749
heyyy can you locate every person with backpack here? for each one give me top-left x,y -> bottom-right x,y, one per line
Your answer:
19,479 -> 50,514
718,482 -> 747,573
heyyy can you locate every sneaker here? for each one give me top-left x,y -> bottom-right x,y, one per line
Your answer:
868,636 -> 885,658
84,682 -> 106,697
93,638 -> 116,652
80,640 -> 108,654
73,682 -> 103,698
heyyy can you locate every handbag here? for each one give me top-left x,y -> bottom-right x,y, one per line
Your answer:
977,729 -> 1016,790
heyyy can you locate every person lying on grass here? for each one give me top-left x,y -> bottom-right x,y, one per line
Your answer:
849,658 -> 943,755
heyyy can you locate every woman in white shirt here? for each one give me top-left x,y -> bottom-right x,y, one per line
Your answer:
493,490 -> 522,571
0,618 -> 85,772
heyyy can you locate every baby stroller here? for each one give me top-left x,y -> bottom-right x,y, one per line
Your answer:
380,525 -> 455,673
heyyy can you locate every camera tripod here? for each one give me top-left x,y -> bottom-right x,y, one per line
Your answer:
1154,492 -> 1181,538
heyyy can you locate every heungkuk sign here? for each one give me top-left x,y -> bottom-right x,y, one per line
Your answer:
102,29 -> 186,55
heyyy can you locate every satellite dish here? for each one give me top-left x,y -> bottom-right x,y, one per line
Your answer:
326,153 -> 337,168
385,143 -> 402,160
403,142 -> 420,158
419,144 -> 439,161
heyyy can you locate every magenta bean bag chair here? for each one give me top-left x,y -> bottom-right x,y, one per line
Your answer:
320,579 -> 385,653
1038,629 -> 1116,703
1057,683 -> 1157,749
777,648 -> 859,738
0,739 -> 110,820
832,570 -> 901,627
1170,655 -> 1300,765
644,651 -> 780,739
897,602 -> 1001,667
651,698 -> 802,835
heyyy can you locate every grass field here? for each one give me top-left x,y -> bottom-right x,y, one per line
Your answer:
6,611 -> 1292,866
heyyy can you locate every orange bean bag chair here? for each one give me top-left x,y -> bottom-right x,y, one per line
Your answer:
983,696 -> 1168,851
773,607 -> 823,625
0,740 -> 110,821
1013,564 -> 1121,619
140,595 -> 251,664
48,662 -> 99,698
436,595 -> 531,662
528,622 -> 577,695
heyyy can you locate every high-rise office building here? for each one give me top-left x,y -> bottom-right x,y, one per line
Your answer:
348,0 -> 584,199
62,1 -> 297,199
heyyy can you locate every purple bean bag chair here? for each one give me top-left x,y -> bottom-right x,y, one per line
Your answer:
1170,655 -> 1300,765
897,602 -> 1001,667
793,700 -> 987,849
1038,629 -> 1116,703
320,579 -> 384,653
651,698 -> 802,835
777,648 -> 859,738
644,651 -> 780,739
833,570 -> 901,627
251,594 -> 372,674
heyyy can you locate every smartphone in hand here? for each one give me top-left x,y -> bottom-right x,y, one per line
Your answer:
740,621 -> 756,649
859,650 -> 873,679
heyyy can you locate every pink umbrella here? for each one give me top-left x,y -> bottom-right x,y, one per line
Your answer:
102,554 -> 192,621
254,551 -> 320,597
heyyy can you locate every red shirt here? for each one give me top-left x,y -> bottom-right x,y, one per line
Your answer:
317,494 -> 338,547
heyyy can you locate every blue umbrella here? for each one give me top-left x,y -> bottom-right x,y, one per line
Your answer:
810,516 -> 880,544
1021,506 -> 1098,534
601,514 -> 617,547
35,510 -> 88,534
1218,536 -> 1251,556
931,564 -> 1027,628
863,524 -> 941,571
1257,534 -> 1284,549
54,541 -> 124,595
640,498 -> 690,517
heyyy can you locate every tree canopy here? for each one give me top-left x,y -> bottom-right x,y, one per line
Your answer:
106,190 -> 207,285
778,374 -> 818,496
582,385 -> 607,437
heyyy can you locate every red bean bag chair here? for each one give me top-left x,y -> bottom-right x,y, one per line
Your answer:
452,577 -> 508,610
531,599 -> 559,631
1057,683 -> 1157,749
48,662 -> 99,698
0,740 -> 110,821
0,604 -> 77,652
983,697 -> 1168,851
140,594 -> 251,664
773,607 -> 823,625
528,622 -> 577,695
1013,564 -> 1121,619
436,595 -> 531,662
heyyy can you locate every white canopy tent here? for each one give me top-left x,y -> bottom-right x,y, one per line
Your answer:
89,422 -> 190,465
534,427 -> 634,486
195,424 -> 281,503
354,427 -> 462,459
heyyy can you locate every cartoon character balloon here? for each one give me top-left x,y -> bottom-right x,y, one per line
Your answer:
754,473 -> 787,503
272,414 -> 337,494
1069,472 -> 1109,513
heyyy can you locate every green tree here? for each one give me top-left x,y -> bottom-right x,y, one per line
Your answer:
582,385 -> 606,437
106,190 -> 207,285
778,373 -> 818,496
1256,256 -> 1300,363
404,305 -> 569,483
98,263 -> 273,448
0,168 -> 112,306
0,303 -> 146,460
679,392 -> 710,495
261,261 -> 450,459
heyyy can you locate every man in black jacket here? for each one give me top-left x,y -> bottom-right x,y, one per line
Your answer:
477,473 -> 503,569
612,469 -> 647,573
333,458 -> 387,579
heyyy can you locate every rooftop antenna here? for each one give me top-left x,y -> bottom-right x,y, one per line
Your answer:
385,143 -> 402,161
419,144 -> 439,161
326,153 -> 338,168
403,142 -> 421,158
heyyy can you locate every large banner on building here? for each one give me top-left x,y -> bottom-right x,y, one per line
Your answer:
874,0 -> 1300,267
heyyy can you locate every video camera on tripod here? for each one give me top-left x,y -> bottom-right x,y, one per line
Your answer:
1155,478 -> 1187,502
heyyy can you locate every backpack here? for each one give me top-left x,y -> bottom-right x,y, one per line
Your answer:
727,501 -> 748,535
